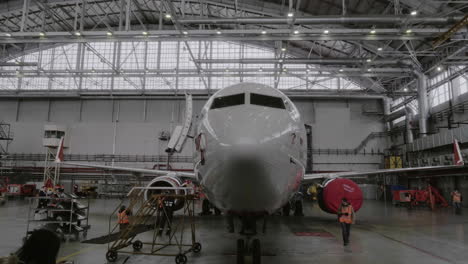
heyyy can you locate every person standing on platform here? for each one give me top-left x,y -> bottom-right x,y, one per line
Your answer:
338,198 -> 355,246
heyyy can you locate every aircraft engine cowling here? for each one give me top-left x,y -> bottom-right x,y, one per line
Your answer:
317,178 -> 363,214
144,176 -> 186,211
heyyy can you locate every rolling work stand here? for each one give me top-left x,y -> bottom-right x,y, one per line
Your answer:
26,195 -> 90,242
105,186 -> 201,264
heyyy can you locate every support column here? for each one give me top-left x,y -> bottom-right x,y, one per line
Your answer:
415,71 -> 429,137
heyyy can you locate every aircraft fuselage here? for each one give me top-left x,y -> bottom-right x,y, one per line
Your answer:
194,83 -> 307,214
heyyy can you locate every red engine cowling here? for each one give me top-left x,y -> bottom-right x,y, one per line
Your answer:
317,178 -> 363,214
144,176 -> 187,211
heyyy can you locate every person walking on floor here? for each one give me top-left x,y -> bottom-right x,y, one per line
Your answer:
338,198 -> 355,246
451,190 -> 462,215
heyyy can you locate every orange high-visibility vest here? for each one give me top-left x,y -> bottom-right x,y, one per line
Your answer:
118,210 -> 129,224
339,206 -> 353,224
453,193 -> 461,203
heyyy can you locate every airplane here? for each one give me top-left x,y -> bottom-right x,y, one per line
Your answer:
55,82 -> 465,264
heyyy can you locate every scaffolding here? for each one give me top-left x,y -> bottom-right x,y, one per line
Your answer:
105,187 -> 200,264
0,122 -> 13,156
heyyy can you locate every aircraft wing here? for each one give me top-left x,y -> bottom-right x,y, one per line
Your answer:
58,161 -> 196,178
303,164 -> 463,182
54,138 -> 196,179
303,139 -> 465,182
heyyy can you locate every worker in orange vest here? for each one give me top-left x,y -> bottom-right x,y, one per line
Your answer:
338,198 -> 355,246
118,205 -> 130,231
451,190 -> 462,215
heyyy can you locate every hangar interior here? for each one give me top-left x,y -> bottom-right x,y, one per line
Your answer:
0,0 -> 467,264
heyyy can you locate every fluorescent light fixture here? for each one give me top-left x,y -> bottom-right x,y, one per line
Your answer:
377,47 -> 383,51
261,30 -> 267,34
367,68 -> 372,72
259,68 -> 263,72
142,31 -> 148,35
323,30 -> 329,34
339,69 -> 344,72
182,31 -> 188,35
216,30 -> 222,35
278,59 -> 283,63
287,12 -> 294,17
411,10 -> 418,16
225,68 -> 229,72
74,32 -> 81,36
39,32 -> 46,37
165,14 -> 172,19
5,33 -> 11,37
406,29 -> 412,34
306,69 -> 310,72
283,68 -> 287,72
293,30 -> 299,34
106,31 -> 113,36
281,47 -> 286,51
370,29 -> 376,34
366,59 -> 372,62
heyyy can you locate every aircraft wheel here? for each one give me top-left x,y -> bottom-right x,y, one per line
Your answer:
106,250 -> 118,262
192,242 -> 202,253
133,240 -> 143,251
252,239 -> 261,264
237,239 -> 245,264
175,253 -> 187,264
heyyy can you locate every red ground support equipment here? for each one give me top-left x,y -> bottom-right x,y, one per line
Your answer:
392,185 -> 448,209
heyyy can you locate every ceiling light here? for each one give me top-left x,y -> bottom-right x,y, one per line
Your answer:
367,68 -> 372,72
366,59 -> 372,62
377,47 -> 383,51
15,60 -> 20,65
437,66 -> 442,71
339,69 -> 344,72
225,68 -> 229,72
306,69 -> 310,72
216,30 -> 222,35
261,30 -> 267,35
165,14 -> 172,19
182,31 -> 188,35
406,29 -> 412,34
293,30 -> 299,34
91,69 -> 96,73
142,31 -> 148,35
74,31 -> 81,36
39,32 -> 46,37
410,10 -> 418,16
370,29 -> 376,34
259,68 -> 263,72
281,47 -> 286,52
5,33 -> 11,37
323,30 -> 329,34
278,59 -> 283,63
403,88 -> 408,92
287,12 -> 294,17
106,31 -> 113,36
283,68 -> 287,72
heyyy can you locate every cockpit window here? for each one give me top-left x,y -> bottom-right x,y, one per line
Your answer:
250,93 -> 285,109
210,93 -> 245,109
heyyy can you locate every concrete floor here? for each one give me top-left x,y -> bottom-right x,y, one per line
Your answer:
0,198 -> 467,264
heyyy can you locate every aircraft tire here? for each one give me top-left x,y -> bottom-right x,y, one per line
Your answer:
237,238 -> 245,264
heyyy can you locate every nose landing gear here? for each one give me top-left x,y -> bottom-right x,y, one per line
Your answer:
236,237 -> 262,264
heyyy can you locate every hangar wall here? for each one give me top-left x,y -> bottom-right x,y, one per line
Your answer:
0,97 -> 386,172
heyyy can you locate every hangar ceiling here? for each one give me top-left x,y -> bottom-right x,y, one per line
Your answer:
0,0 -> 467,100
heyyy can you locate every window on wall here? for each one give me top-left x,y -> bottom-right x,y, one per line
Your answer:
429,72 -> 450,107
458,75 -> 468,95
1,41 -> 369,91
